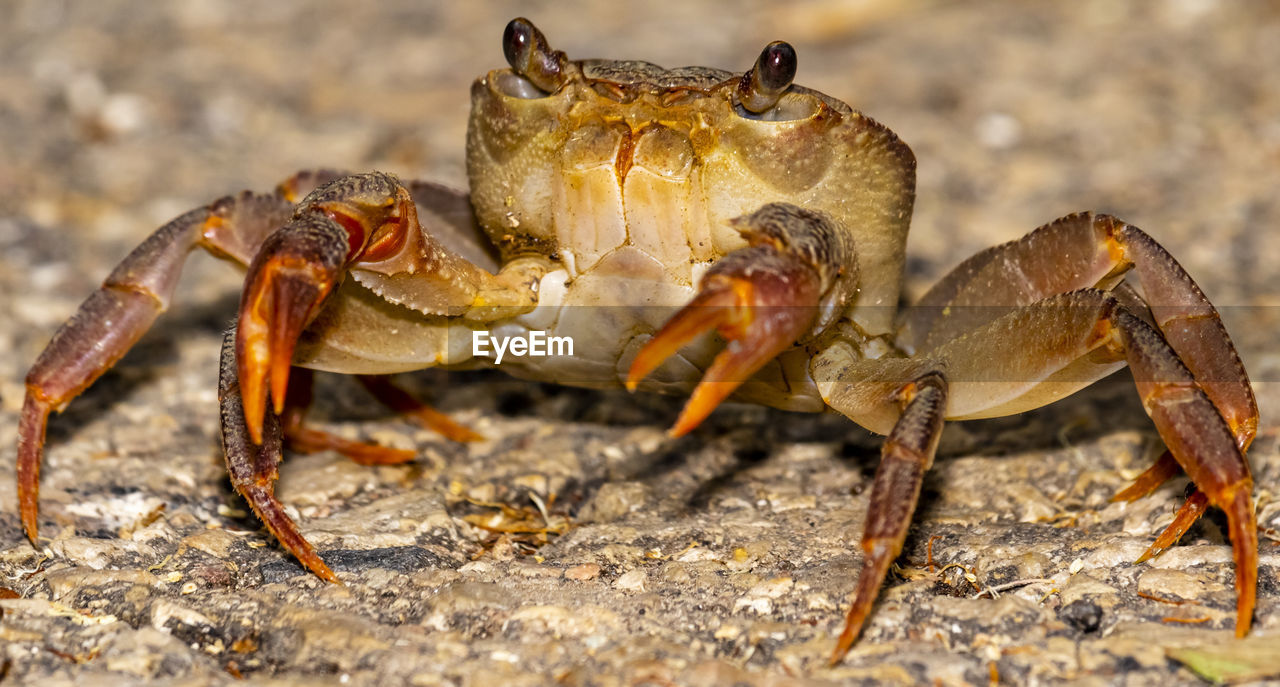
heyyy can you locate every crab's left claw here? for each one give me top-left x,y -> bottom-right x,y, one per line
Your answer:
236,172 -> 427,444
627,204 -> 855,436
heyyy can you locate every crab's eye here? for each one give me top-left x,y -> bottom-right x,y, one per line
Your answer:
502,19 -> 534,71
736,41 -> 797,115
501,17 -> 565,94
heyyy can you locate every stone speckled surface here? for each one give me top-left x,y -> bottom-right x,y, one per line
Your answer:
2,1 -> 1279,685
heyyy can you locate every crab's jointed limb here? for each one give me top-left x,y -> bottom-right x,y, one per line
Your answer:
903,212 -> 1257,586
17,171 -> 514,562
831,370 -> 948,663
15,180 -> 305,544
821,213 -> 1256,661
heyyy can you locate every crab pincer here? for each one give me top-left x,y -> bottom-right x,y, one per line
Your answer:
236,174 -> 418,444
627,204 -> 856,436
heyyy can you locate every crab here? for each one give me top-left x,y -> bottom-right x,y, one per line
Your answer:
14,18 -> 1258,663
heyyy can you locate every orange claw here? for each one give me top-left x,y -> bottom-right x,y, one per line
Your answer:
627,247 -> 823,437
237,255 -> 339,444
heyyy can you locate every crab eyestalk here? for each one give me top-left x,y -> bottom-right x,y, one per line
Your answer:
737,40 -> 797,113
503,18 -> 567,93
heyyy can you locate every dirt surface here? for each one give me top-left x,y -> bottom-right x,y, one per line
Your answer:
2,1 -> 1279,685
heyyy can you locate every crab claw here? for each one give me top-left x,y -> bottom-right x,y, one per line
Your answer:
627,231 -> 829,436
236,214 -> 348,444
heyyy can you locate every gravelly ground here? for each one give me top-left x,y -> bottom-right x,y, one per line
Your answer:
1,1 -> 1279,685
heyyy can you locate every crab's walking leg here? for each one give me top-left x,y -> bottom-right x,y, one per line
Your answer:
356,375 -> 484,443
820,286 -> 1255,660
899,212 -> 1257,567
218,329 -> 338,582
1110,305 -> 1256,635
831,371 -> 948,663
899,213 -> 1256,446
1109,445 -> 1212,561
276,371 -> 480,465
16,189 -> 299,543
626,203 -> 856,435
278,368 -> 417,466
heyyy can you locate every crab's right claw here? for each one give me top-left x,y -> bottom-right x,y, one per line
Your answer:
236,214 -> 348,444
236,173 -> 431,444
626,204 -> 854,437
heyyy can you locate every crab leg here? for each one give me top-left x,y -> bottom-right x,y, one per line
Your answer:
277,370 -> 481,465
218,328 -> 337,582
898,214 -> 1256,441
822,286 -> 1255,660
278,368 -> 418,466
626,203 -> 856,435
831,371 -> 947,663
1110,305 -> 1255,634
1111,450 -> 1181,502
17,168 -> 498,547
898,212 -> 1256,566
16,188 -> 299,543
355,375 -> 484,443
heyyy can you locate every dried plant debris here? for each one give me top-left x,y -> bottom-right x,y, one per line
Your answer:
1167,636 -> 1280,684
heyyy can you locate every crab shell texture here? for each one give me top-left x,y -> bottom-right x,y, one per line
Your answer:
454,52 -> 913,397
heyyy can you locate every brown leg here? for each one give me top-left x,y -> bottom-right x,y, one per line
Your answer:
900,212 -> 1257,586
1134,489 -> 1211,564
1112,450 -> 1181,503
822,287 -> 1255,660
17,190 -> 296,544
280,368 -> 419,466
899,212 -> 1256,449
1106,217 -> 1257,449
1109,306 -> 1256,635
355,375 -> 483,443
831,371 -> 948,664
218,328 -> 337,582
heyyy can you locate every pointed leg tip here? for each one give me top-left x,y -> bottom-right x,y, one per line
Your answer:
312,561 -> 340,584
17,393 -> 53,550
419,412 -> 485,444
829,607 -> 868,666
829,633 -> 856,666
21,517 -> 39,547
